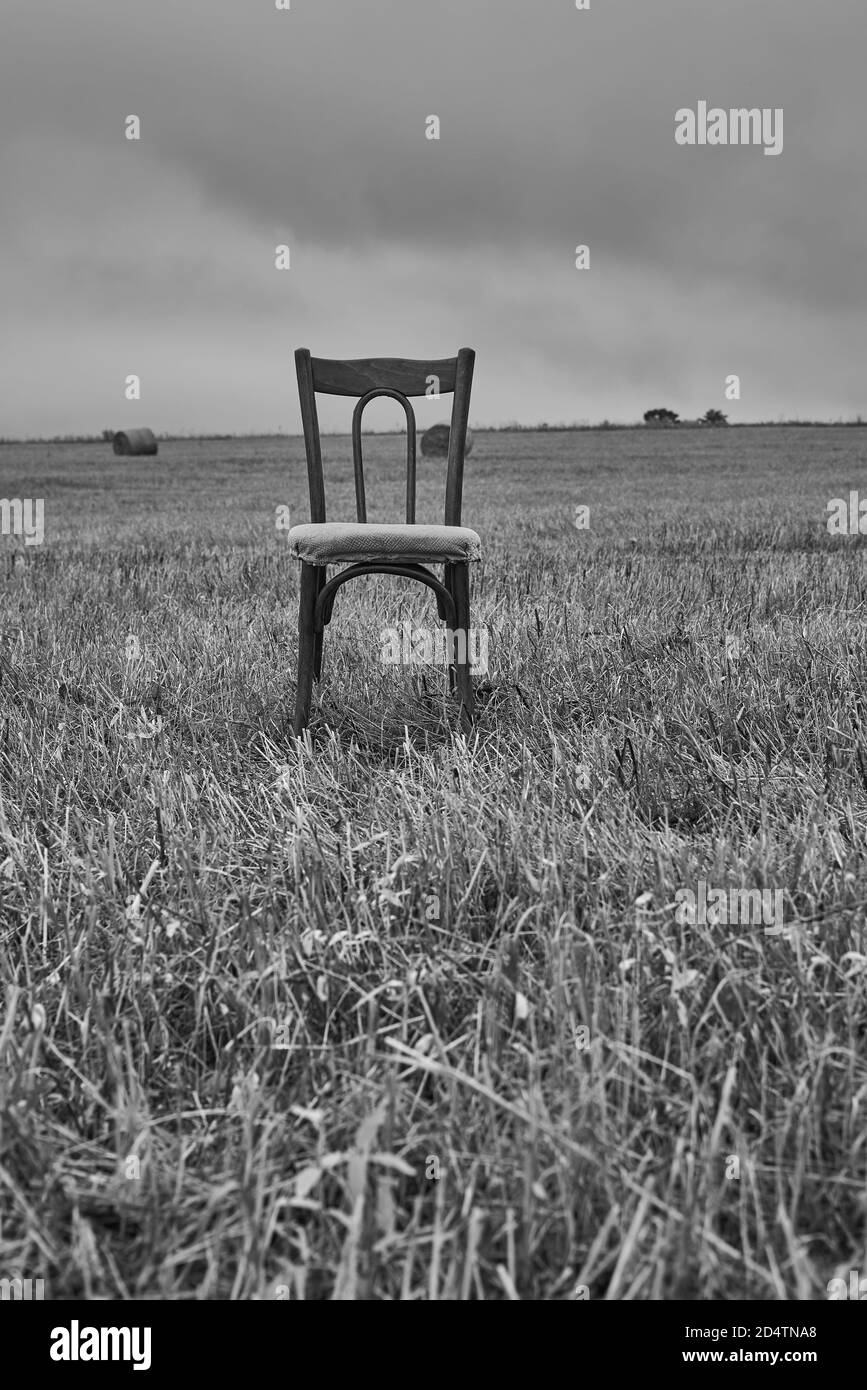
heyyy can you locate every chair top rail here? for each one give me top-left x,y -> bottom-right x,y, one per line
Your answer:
309,355 -> 458,398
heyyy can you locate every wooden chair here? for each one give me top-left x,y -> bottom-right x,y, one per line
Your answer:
290,348 -> 481,737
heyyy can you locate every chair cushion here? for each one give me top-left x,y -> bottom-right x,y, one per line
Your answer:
288,522 -> 482,566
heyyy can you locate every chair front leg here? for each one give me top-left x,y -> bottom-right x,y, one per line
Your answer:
313,566 -> 327,681
437,564 -> 452,622
451,561 -> 474,730
294,561 -> 318,736
442,562 -> 456,692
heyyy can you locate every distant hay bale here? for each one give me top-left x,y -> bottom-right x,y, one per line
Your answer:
420,423 -> 474,458
112,428 -> 158,456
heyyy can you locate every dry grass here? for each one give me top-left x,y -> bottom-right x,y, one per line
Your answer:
0,426 -> 866,1299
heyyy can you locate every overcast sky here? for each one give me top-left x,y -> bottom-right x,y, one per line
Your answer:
1,0 -> 864,435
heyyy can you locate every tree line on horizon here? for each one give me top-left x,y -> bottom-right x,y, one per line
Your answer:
644,407 -> 729,426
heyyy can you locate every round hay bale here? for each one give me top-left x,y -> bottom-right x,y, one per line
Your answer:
112,428 -> 158,456
420,423 -> 474,458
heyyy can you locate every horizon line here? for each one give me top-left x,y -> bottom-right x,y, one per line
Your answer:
2,417 -> 867,444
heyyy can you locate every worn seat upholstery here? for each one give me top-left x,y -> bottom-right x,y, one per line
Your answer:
288,521 -> 482,567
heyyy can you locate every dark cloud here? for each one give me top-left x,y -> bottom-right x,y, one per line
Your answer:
1,0 -> 864,433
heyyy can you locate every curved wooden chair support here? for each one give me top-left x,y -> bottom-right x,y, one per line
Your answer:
315,563 -> 457,632
351,390 -> 417,523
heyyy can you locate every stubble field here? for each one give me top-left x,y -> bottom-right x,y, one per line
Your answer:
1,425 -> 866,1300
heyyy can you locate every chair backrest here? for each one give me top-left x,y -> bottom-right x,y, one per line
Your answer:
295,348 -> 475,527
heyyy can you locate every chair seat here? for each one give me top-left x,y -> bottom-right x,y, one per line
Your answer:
288,521 -> 482,566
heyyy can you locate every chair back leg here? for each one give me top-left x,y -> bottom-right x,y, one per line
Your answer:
450,561 -> 474,730
294,562 -> 319,736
